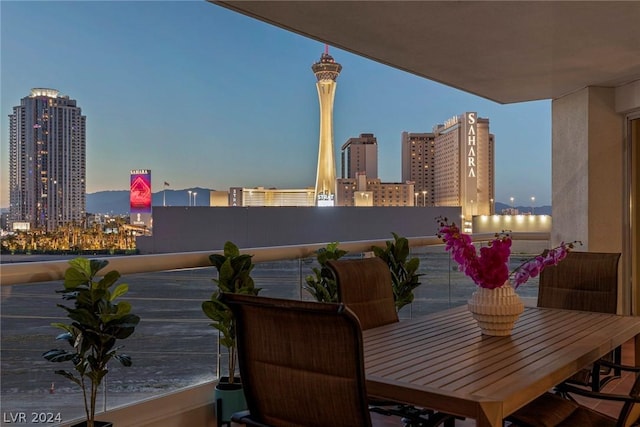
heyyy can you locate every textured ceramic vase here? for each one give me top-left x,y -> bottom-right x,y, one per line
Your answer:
467,281 -> 524,336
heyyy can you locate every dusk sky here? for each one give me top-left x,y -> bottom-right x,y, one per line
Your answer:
0,1 -> 552,209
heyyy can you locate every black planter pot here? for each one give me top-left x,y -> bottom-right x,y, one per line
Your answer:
70,422 -> 113,427
215,377 -> 247,426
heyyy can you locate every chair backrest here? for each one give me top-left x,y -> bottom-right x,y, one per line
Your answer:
537,251 -> 621,313
327,257 -> 399,330
219,293 -> 373,427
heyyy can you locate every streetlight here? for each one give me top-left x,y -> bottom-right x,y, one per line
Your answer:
193,192 -> 197,206
414,192 -> 418,207
531,196 -> 535,214
510,197 -> 514,209
188,190 -> 192,206
490,198 -> 494,215
422,190 -> 427,206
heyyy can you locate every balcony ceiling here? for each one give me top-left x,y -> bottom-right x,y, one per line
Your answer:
210,1 -> 640,104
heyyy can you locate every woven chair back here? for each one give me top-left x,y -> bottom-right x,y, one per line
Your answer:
327,257 -> 399,330
220,293 -> 373,427
537,251 -> 620,314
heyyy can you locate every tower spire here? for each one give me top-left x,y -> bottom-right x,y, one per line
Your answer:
311,48 -> 342,206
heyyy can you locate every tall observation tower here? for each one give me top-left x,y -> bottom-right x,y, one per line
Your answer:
312,46 -> 342,206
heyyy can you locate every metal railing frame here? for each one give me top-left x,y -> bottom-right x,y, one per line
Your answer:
1,232 -> 549,286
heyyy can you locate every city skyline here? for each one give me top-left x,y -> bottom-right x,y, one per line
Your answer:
0,1 -> 552,209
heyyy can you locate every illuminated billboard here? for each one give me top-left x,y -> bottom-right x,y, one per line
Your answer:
130,169 -> 152,229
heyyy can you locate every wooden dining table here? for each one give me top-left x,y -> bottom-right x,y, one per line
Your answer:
362,305 -> 640,427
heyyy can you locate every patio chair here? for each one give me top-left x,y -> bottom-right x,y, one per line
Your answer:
505,367 -> 640,427
327,257 -> 455,427
327,257 -> 399,330
537,251 -> 622,392
219,293 -> 453,427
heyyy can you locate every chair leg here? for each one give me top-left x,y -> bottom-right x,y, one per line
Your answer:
216,398 -> 231,427
613,346 -> 622,377
592,346 -> 623,391
591,362 -> 602,392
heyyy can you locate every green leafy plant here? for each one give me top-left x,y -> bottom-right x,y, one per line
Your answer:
304,242 -> 348,302
372,232 -> 424,312
202,241 -> 261,385
43,258 -> 140,427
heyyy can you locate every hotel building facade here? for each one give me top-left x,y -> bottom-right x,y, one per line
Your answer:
227,187 -> 316,207
401,132 -> 436,207
341,133 -> 378,179
337,131 -> 415,207
402,112 -> 495,226
8,88 -> 87,231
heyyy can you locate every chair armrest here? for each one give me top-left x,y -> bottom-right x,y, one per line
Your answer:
556,383 -> 640,404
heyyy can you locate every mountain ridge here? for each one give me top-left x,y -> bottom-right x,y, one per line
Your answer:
87,188 -> 214,214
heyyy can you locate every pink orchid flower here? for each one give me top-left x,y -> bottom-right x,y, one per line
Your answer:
437,217 -> 580,290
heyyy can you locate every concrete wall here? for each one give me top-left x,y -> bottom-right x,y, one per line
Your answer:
552,86 -> 624,253
552,88 -> 590,248
137,206 -> 461,254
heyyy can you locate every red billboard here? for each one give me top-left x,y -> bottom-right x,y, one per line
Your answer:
130,169 -> 152,213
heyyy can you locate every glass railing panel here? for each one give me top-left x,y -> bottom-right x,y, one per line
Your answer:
1,268 -> 221,421
252,259 -> 307,301
1,279 -> 89,423
0,242 -> 544,423
102,267 -> 217,411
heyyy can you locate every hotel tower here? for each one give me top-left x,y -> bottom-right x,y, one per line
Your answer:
401,112 -> 495,228
8,88 -> 86,231
311,46 -> 342,206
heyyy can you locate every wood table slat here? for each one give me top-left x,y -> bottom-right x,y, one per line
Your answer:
363,306 -> 640,427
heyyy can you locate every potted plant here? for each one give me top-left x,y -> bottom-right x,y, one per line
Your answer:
303,242 -> 348,302
372,232 -> 424,312
202,241 -> 261,424
43,258 -> 140,427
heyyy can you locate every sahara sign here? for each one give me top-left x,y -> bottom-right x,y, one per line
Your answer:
466,112 -> 477,179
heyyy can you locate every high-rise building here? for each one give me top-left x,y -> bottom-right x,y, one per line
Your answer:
341,133 -> 378,179
338,132 -> 415,207
311,46 -> 342,206
401,113 -> 495,226
433,112 -> 494,224
401,132 -> 436,207
8,88 -> 86,231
